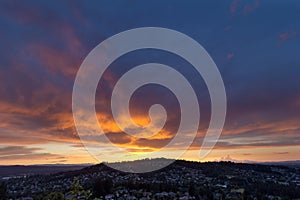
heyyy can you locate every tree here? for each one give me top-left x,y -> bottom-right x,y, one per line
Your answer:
44,192 -> 65,200
92,178 -> 113,197
69,178 -> 92,200
188,182 -> 196,196
0,182 -> 8,200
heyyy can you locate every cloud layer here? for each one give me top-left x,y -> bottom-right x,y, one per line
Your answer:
0,0 -> 299,164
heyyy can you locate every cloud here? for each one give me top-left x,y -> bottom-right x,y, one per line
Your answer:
278,31 -> 297,44
188,119 -> 300,151
0,146 -> 41,156
243,0 -> 260,15
230,0 -> 240,15
227,53 -> 234,60
125,148 -> 154,153
229,0 -> 259,15
105,132 -> 132,144
27,44 -> 79,78
242,153 -> 252,156
133,138 -> 172,149
0,0 -> 300,164
274,152 -> 289,155
0,146 -> 65,161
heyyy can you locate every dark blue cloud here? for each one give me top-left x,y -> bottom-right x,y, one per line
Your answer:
0,0 -> 299,149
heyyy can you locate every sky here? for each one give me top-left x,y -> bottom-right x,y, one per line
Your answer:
0,0 -> 299,165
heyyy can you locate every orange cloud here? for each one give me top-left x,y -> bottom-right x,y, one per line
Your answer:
27,44 -> 79,78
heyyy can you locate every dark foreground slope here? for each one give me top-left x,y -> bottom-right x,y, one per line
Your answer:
2,159 -> 300,199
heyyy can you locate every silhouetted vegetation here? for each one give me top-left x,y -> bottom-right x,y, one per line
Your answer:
3,159 -> 300,199
0,182 -> 8,200
92,177 -> 113,197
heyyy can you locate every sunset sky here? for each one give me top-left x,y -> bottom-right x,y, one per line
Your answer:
0,0 -> 299,165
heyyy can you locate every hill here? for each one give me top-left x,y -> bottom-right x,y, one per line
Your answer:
2,159 -> 300,199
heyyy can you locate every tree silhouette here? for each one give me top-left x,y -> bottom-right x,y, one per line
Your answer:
92,178 -> 113,197
0,182 -> 8,200
69,178 -> 91,200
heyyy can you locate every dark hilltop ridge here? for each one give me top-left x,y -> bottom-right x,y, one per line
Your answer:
1,158 -> 300,199
1,158 -> 299,178
0,164 -> 91,178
